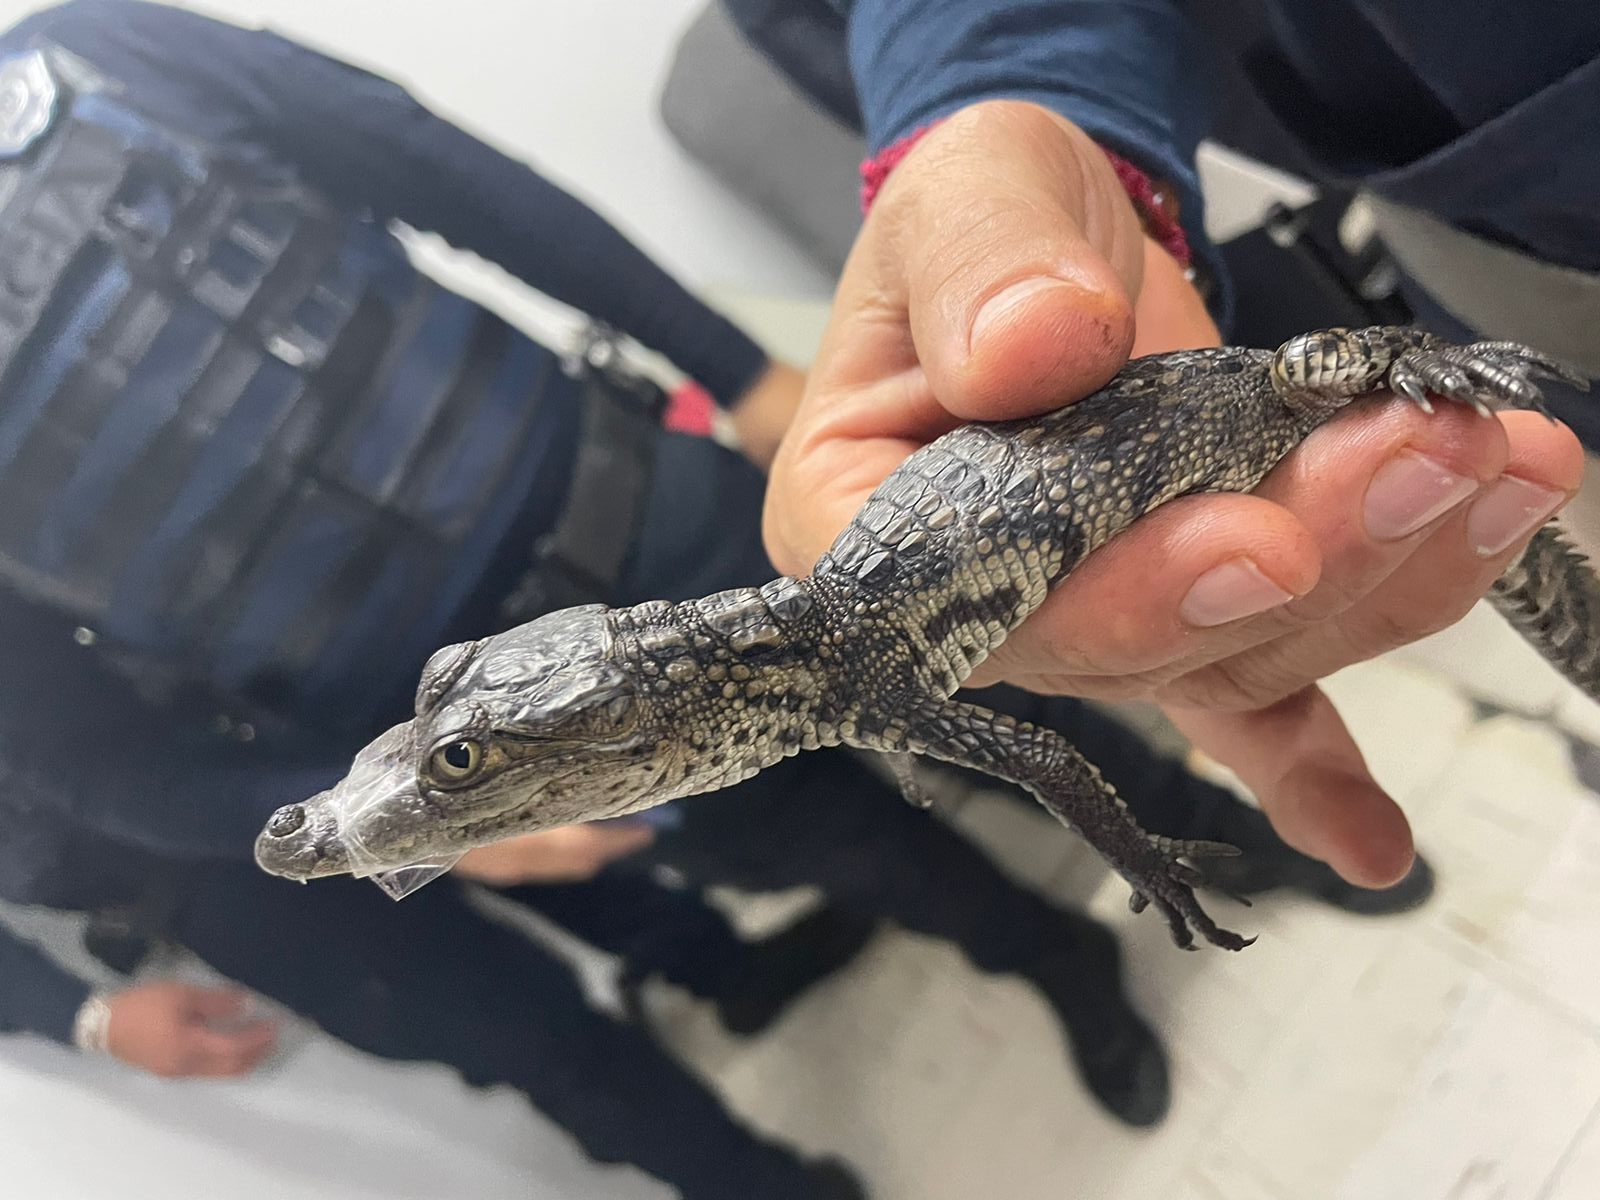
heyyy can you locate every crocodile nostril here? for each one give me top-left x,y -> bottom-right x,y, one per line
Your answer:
266,804 -> 307,838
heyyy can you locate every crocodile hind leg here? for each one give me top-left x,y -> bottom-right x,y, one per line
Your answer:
898,698 -> 1253,951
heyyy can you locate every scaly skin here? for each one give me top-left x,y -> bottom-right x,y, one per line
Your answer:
1489,523 -> 1600,695
255,326 -> 1595,951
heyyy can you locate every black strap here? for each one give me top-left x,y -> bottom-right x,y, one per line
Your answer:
498,331 -> 667,621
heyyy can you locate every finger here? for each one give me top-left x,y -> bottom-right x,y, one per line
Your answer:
593,823 -> 655,859
969,491 -> 1323,689
1167,686 -> 1415,888
1137,399 -> 1513,708
1233,409 -> 1583,691
896,102 -> 1143,419
1248,397 -> 1511,623
973,393 -> 1513,698
1130,237 -> 1221,356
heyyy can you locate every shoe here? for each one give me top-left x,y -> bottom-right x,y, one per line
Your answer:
618,907 -> 879,1037
1201,844 -> 1436,916
801,1158 -> 869,1199
1032,917 -> 1170,1128
83,918 -> 156,976
715,907 -> 880,1036
1074,1017 -> 1170,1129
689,1147 -> 867,1200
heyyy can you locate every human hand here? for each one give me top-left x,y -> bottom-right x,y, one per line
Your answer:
452,822 -> 655,886
104,982 -> 278,1078
728,360 -> 808,471
764,99 -> 1584,888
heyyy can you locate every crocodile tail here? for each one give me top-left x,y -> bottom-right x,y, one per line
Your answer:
1489,521 -> 1600,702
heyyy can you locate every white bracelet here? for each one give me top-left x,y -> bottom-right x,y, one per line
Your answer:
71,992 -> 113,1054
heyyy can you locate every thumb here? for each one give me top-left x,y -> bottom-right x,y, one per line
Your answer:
892,101 -> 1146,420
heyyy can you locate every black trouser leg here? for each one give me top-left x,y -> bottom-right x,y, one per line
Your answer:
170,864 -> 820,1200
509,869 -> 751,998
635,750 -> 1112,981
629,751 -> 1170,1125
621,431 -> 776,602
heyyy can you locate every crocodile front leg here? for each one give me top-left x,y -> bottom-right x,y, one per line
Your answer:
898,698 -> 1251,951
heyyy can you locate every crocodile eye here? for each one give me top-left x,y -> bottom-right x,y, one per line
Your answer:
429,739 -> 484,785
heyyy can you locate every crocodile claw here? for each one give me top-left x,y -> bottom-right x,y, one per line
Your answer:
1390,340 -> 1592,418
1391,371 -> 1434,414
1125,834 -> 1256,952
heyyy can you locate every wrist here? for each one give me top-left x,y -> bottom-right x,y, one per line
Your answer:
726,360 -> 805,472
71,991 -> 114,1054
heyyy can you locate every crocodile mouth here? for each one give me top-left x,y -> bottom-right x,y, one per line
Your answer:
253,728 -> 637,885
255,721 -> 418,882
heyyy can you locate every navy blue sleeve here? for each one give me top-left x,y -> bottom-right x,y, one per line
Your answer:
834,0 -> 1222,281
18,0 -> 770,407
0,926 -> 90,1044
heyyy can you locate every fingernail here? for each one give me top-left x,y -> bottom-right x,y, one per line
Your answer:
1466,476 -> 1567,558
1180,558 -> 1296,628
970,277 -> 1081,349
1364,450 -> 1480,541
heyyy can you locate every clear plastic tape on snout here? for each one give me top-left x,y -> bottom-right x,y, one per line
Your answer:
325,742 -> 463,900
364,858 -> 462,901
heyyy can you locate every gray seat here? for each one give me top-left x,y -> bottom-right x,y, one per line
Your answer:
658,0 -> 864,277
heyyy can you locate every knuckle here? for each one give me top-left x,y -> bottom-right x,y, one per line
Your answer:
1031,610 -> 1161,680
1163,651 -> 1300,713
1286,570 -> 1369,623
1048,636 -> 1126,678
1353,594 -> 1469,653
1064,674 -> 1158,703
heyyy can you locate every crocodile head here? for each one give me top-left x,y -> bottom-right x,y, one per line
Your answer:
253,605 -> 671,886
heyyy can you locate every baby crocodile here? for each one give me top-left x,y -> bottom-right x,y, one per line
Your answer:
255,327 -> 1596,950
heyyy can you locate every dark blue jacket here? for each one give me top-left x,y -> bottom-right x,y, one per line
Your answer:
834,0 -> 1600,309
0,0 -> 771,1042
